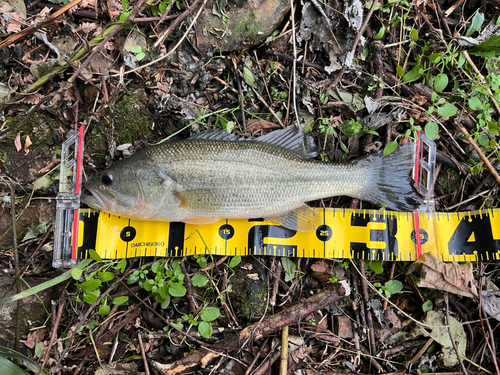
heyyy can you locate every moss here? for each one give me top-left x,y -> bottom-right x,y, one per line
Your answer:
228,270 -> 268,320
112,89 -> 153,145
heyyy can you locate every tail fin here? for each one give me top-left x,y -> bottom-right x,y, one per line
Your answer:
357,143 -> 423,211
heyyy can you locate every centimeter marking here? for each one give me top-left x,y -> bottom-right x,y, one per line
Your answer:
76,208 -> 500,262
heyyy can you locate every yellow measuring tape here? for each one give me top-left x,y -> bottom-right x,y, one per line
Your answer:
76,208 -> 500,262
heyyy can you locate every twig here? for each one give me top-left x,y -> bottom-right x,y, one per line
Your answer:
180,262 -> 199,313
358,260 -> 376,355
38,292 -> 67,375
68,0 -> 148,84
250,87 -> 285,128
445,293 -> 468,374
244,337 -> 269,375
153,0 -> 204,48
279,326 -> 289,375
454,118 -> 500,187
332,0 -> 380,86
0,0 -> 83,51
153,283 -> 348,374
289,0 -> 300,126
138,332 -> 151,375
462,51 -> 500,115
119,0 -> 208,77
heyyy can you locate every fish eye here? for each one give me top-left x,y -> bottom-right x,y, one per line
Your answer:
101,172 -> 113,186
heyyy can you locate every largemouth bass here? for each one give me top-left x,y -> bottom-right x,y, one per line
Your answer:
82,128 -> 421,231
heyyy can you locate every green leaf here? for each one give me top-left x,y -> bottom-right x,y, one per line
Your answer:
113,259 -> 127,273
71,267 -> 83,281
422,300 -> 433,313
437,103 -> 458,117
198,321 -> 213,338
197,256 -> 208,268
0,346 -> 50,375
130,45 -> 142,54
428,53 -> 442,63
425,122 -> 439,141
0,356 -> 30,375
281,257 -> 296,282
99,304 -> 111,316
433,73 -> 448,93
22,221 -> 50,242
89,249 -> 102,262
136,52 -> 145,61
374,26 -> 386,40
122,0 -> 129,10
191,274 -> 209,287
469,35 -> 500,57
243,66 -> 257,88
367,260 -> 383,274
383,140 -> 398,155
200,307 -> 220,322
79,279 -> 101,292
0,259 -> 92,305
411,28 -> 418,41
159,1 -> 167,13
120,12 -> 130,23
466,12 -> 484,37
113,296 -> 129,305
127,273 -> 139,285
160,295 -> 171,309
168,283 -> 187,297
171,321 -> 183,330
431,92 -> 438,102
488,121 -> 500,136
229,256 -> 242,268
403,64 -> 423,82
143,279 -> 155,291
151,5 -> 159,15
478,134 -> 489,146
385,280 -> 403,295
457,52 -> 466,68
468,97 -> 482,111
83,290 -> 100,304
396,65 -> 404,78
98,271 -> 115,282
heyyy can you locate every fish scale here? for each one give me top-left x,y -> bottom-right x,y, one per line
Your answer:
82,128 -> 422,231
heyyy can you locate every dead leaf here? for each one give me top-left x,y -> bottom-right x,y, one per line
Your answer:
14,131 -> 22,151
24,135 -> 32,154
407,252 -> 478,298
481,290 -> 500,322
246,273 -> 259,280
420,310 -> 466,367
7,19 -> 22,33
311,260 -> 331,283
22,93 -> 43,105
246,119 -> 281,134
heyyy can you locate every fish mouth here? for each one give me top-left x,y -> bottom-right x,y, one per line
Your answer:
81,187 -> 116,212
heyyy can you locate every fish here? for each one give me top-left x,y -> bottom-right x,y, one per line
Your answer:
81,127 -> 422,231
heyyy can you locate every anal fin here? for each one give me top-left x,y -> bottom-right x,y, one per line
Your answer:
182,217 -> 222,225
267,204 -> 322,232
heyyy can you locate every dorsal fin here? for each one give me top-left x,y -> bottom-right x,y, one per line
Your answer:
189,129 -> 239,141
255,127 -> 319,159
189,127 -> 319,159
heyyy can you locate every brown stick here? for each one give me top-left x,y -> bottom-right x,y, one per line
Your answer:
38,292 -> 67,375
0,0 -> 82,52
153,283 -> 348,375
454,118 -> 500,187
180,262 -> 199,313
332,0 -> 380,86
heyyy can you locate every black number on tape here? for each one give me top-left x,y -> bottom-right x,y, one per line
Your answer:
448,215 -> 500,255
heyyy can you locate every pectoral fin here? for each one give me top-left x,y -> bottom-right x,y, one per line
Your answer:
267,204 -> 323,232
174,190 -> 221,210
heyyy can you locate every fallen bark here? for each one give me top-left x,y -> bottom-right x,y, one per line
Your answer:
153,281 -> 350,375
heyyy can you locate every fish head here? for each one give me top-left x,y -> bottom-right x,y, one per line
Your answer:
82,158 -> 170,219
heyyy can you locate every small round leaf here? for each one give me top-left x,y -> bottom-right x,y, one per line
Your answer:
168,283 -> 187,297
200,307 -> 220,322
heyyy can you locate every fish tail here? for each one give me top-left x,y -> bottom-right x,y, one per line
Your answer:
357,143 -> 423,211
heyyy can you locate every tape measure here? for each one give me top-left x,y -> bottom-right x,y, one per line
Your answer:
73,208 -> 500,262
52,126 -> 500,266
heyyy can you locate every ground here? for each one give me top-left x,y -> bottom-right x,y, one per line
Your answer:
0,0 -> 500,374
